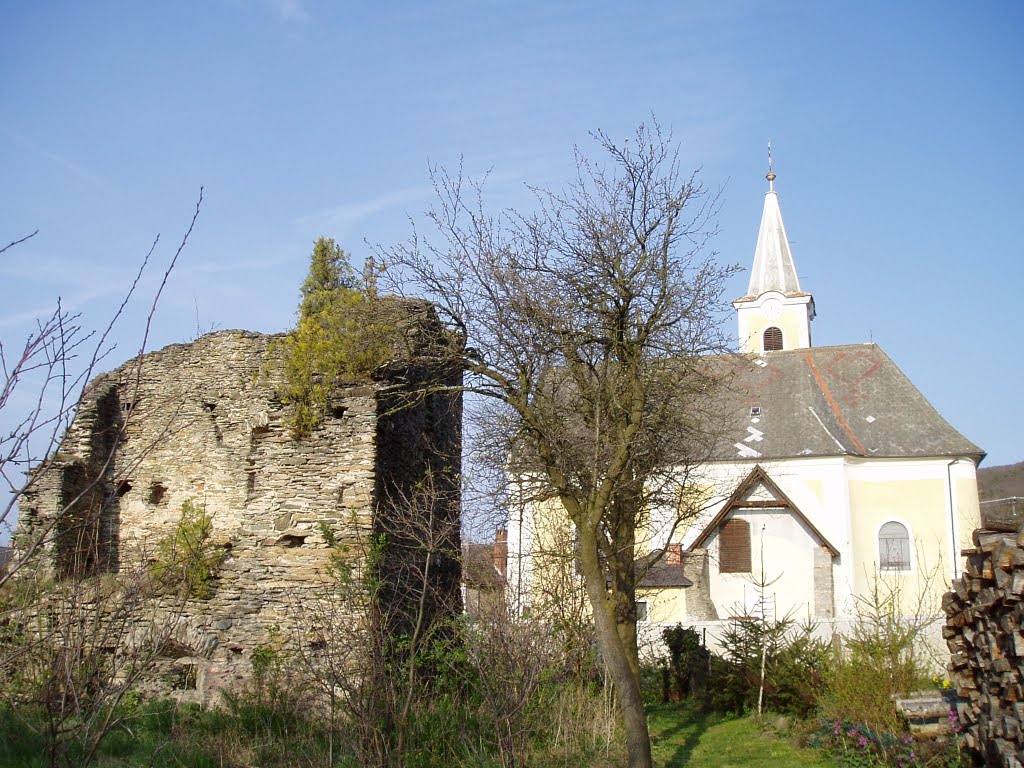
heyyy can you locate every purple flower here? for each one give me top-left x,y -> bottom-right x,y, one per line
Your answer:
948,709 -> 964,734
857,735 -> 869,748
847,727 -> 859,737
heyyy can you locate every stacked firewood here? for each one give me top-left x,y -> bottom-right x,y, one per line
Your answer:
943,525 -> 1024,767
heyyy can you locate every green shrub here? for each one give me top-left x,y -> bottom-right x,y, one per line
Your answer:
271,238 -> 406,439
822,576 -> 936,731
709,615 -> 829,717
221,645 -> 313,741
822,659 -> 906,734
661,624 -> 711,704
150,499 -> 224,598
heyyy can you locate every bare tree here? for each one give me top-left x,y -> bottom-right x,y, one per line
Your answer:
2,191 -> 202,580
464,601 -> 558,768
297,471 -> 463,767
381,123 -> 734,768
0,540 -> 198,768
0,192 -> 203,766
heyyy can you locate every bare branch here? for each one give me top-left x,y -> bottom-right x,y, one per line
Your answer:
379,122 -> 735,768
0,229 -> 39,256
1,188 -> 203,584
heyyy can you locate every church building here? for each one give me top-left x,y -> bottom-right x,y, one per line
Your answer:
639,165 -> 983,637
506,165 -> 984,647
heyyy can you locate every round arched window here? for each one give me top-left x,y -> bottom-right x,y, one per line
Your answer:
879,521 -> 911,571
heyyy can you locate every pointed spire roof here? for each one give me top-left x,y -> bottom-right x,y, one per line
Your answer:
745,168 -> 802,298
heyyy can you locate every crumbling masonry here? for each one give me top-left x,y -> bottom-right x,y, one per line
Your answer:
18,316 -> 462,704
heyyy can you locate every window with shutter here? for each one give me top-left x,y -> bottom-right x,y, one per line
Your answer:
719,518 -> 751,573
763,326 -> 783,351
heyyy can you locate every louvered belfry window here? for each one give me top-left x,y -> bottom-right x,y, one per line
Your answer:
719,518 -> 751,573
763,326 -> 783,351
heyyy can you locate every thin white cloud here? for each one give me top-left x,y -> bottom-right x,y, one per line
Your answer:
177,254 -> 292,276
292,172 -> 525,238
2,128 -> 115,195
292,185 -> 433,237
0,246 -> 189,331
0,247 -> 128,287
268,0 -> 309,22
0,286 -> 121,330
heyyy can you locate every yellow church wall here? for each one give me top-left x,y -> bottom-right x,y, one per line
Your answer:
520,497 -> 589,621
517,492 -> 703,629
804,477 -> 826,506
954,468 -> 981,554
744,311 -> 805,353
519,496 -> 693,630
846,471 -> 951,616
648,482 -> 718,550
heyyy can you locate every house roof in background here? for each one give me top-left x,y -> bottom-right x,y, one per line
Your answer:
462,543 -> 504,590
636,549 -> 693,588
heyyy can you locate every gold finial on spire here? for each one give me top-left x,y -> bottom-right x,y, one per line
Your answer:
766,140 -> 776,191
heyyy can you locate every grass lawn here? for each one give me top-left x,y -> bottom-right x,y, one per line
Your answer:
1,699 -> 830,767
648,704 -> 829,768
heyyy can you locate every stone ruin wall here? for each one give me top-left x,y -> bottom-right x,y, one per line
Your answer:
18,327 -> 462,704
944,524 -> 1024,767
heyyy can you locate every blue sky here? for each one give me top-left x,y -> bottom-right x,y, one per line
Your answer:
2,0 -> 1022,472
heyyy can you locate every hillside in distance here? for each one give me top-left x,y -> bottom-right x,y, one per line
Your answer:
978,461 -> 1024,501
978,460 -> 1024,530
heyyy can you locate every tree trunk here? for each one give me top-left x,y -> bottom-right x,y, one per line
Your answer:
577,527 -> 652,768
616,612 -> 641,684
610,490 -> 641,686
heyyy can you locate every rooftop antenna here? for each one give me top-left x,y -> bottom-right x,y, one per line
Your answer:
766,139 -> 776,192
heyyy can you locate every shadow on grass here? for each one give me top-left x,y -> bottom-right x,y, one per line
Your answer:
648,702 -> 715,768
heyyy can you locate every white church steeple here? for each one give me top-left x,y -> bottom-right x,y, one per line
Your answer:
733,151 -> 815,354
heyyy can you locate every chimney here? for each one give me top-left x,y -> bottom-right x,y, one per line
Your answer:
665,543 -> 683,565
494,528 -> 508,578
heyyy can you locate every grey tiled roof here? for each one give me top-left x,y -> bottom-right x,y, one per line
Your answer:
708,344 -> 984,462
462,543 -> 504,590
636,549 -> 693,588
